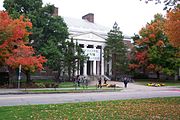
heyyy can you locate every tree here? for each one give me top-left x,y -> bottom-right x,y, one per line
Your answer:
3,0 -> 71,81
3,0 -> 69,52
129,14 -> 179,79
63,38 -> 87,81
164,8 -> 180,48
0,11 -> 32,65
6,45 -> 47,83
141,0 -> 179,10
0,11 -> 46,83
104,22 -> 128,80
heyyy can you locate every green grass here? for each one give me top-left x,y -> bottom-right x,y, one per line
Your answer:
0,97 -> 179,120
58,82 -> 75,88
23,87 -> 121,93
33,79 -> 54,83
135,79 -> 180,87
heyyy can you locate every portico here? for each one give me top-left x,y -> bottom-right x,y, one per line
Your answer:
72,32 -> 106,76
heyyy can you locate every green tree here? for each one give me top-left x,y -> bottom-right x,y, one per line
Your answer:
3,0 -> 68,51
104,22 -> 128,80
3,0 -> 69,82
129,14 -> 179,79
63,38 -> 87,81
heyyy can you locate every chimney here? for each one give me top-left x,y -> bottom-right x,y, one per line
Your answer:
82,13 -> 94,23
53,7 -> 58,16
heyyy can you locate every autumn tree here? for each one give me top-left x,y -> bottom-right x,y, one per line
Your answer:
164,8 -> 180,48
3,0 -> 78,81
6,45 -> 46,83
3,0 -> 69,51
0,11 -> 46,83
0,11 -> 32,65
104,22 -> 128,80
129,14 -> 179,79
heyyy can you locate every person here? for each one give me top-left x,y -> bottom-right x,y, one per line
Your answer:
76,75 -> 80,87
104,78 -> 107,84
98,77 -> 102,88
123,77 -> 129,88
83,76 -> 88,88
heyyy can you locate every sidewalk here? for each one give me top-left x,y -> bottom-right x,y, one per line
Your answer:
0,89 -> 25,94
0,82 -> 179,95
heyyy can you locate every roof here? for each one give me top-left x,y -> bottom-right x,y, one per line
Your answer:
63,17 -> 110,37
63,17 -> 132,41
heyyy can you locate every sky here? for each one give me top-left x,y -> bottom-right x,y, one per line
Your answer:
0,0 -> 165,36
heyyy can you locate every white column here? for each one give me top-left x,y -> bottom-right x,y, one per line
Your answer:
84,62 -> 87,76
83,44 -> 88,76
109,60 -> 112,76
93,61 -> 96,75
97,61 -> 100,75
90,61 -> 93,75
101,46 -> 105,75
75,62 -> 80,76
75,42 -> 79,76
93,45 -> 97,75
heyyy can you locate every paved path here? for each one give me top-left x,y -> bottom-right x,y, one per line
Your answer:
0,82 -> 180,106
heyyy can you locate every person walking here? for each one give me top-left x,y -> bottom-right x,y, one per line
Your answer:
123,77 -> 129,88
76,75 -> 80,87
104,78 -> 107,84
98,77 -> 102,88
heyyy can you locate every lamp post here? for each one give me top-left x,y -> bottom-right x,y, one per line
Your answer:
18,64 -> 21,89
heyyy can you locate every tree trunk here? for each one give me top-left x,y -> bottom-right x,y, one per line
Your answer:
68,65 -> 71,81
174,70 -> 178,81
156,71 -> 160,79
112,54 -> 116,80
55,70 -> 61,82
25,71 -> 31,84
8,67 -> 16,88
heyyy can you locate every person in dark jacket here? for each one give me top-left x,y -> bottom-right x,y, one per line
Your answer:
98,77 -> 102,88
123,77 -> 129,88
76,75 -> 80,87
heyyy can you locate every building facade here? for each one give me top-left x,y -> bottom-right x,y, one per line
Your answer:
63,13 -> 132,77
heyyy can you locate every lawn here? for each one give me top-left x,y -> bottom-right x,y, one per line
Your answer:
135,79 -> 180,87
23,87 -> 121,93
0,97 -> 179,120
58,82 -> 75,88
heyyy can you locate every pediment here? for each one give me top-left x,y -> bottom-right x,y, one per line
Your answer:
72,32 -> 106,42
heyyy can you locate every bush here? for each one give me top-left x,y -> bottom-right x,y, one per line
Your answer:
35,83 -> 46,88
133,73 -> 149,79
147,83 -> 165,87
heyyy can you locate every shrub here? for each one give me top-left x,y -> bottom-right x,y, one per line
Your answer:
35,83 -> 46,88
147,83 -> 165,87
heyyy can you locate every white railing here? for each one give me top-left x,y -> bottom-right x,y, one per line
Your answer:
102,75 -> 111,81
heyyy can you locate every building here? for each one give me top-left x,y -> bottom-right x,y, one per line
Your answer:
53,8 -> 132,77
63,13 -> 132,77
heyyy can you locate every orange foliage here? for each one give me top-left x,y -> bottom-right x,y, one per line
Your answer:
135,51 -> 148,64
0,11 -> 46,72
147,64 -> 155,70
149,34 -> 156,39
156,40 -> 165,47
128,64 -> 139,70
164,8 -> 180,47
6,45 -> 47,72
0,11 -> 32,61
130,14 -> 166,72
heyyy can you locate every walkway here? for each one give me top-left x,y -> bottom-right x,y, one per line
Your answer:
0,81 -> 180,106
